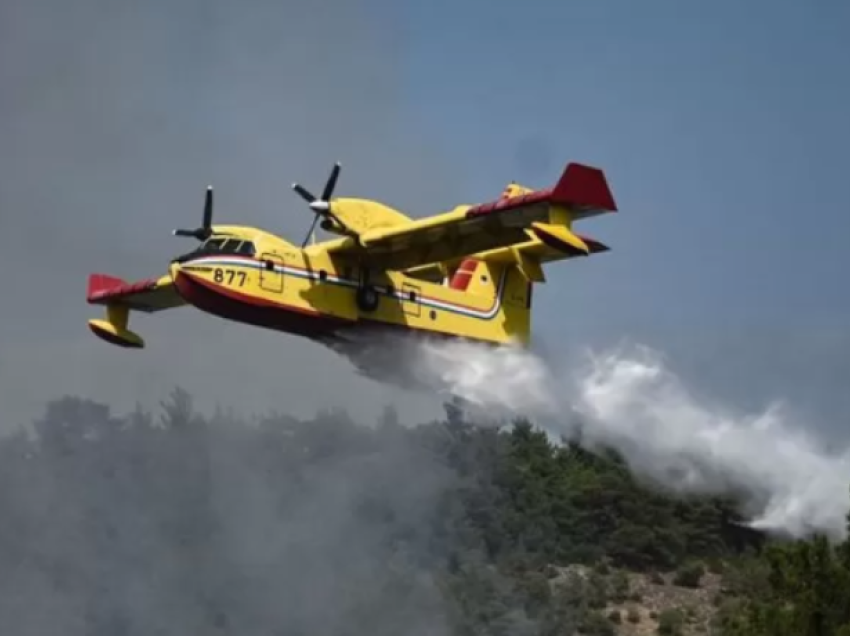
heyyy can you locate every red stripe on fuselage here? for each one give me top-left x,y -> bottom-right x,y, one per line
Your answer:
190,255 -> 501,314
173,265 -> 507,346
172,270 -> 349,339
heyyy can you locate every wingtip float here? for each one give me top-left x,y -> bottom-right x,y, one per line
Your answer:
85,160 -> 620,372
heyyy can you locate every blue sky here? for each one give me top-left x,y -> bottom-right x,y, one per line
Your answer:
383,0 -> 850,426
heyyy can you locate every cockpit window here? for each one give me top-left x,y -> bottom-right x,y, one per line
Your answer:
198,237 -> 256,256
201,238 -> 227,251
173,236 -> 256,265
235,241 -> 255,255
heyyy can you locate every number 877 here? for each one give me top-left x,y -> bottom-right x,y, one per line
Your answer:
213,268 -> 246,287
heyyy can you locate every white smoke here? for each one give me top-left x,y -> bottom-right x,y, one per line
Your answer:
408,338 -> 850,541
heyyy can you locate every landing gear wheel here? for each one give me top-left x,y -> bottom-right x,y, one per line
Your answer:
356,285 -> 380,312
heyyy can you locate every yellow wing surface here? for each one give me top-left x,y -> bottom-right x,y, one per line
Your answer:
323,162 -> 617,273
322,198 -> 412,234
86,273 -> 185,347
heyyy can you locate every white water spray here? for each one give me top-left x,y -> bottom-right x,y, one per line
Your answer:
409,338 -> 850,541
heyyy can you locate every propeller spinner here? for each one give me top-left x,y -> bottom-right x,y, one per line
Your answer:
174,186 -> 214,241
292,162 -> 356,247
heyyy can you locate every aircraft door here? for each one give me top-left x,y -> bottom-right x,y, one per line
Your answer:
259,253 -> 284,293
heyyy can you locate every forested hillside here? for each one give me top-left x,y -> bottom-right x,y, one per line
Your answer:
1,389 -> 848,635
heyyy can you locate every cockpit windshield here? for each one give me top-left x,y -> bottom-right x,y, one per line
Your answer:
199,237 -> 255,256
173,236 -> 256,263
200,238 -> 227,252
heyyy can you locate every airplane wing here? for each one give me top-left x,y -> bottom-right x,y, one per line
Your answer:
404,232 -> 611,283
86,272 -> 185,348
87,273 -> 185,312
324,162 -> 617,272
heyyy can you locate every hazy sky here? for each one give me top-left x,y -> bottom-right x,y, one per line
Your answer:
1,0 -> 848,437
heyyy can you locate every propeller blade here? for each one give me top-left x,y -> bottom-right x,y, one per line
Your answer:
321,162 -> 341,201
292,183 -> 316,204
301,212 -> 321,248
173,185 -> 215,241
203,186 -> 213,229
292,161 -> 358,246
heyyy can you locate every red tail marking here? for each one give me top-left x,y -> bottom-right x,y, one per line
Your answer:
87,273 -> 158,303
87,274 -> 127,301
464,162 -> 617,218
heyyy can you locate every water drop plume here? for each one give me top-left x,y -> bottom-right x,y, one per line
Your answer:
407,337 -> 850,541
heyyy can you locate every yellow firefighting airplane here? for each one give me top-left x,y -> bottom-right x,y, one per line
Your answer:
86,160 -> 617,364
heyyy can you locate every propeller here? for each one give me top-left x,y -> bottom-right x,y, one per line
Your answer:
173,186 -> 214,241
292,162 -> 355,247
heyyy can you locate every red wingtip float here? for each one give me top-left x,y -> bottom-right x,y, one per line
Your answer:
84,158 -> 620,380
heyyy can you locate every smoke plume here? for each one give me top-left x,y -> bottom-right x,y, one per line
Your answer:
0,392 -> 470,636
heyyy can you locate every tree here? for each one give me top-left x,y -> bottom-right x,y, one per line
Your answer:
3,389 -> 828,636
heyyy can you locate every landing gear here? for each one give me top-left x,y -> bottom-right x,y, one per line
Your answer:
356,284 -> 380,312
355,267 -> 380,313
